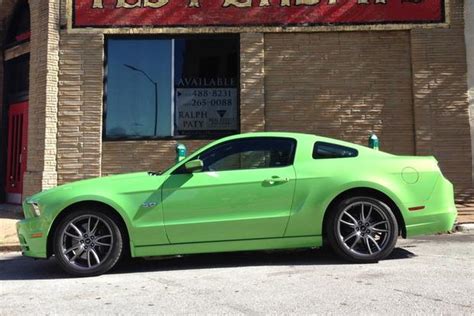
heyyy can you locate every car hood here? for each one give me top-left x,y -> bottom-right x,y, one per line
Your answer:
27,172 -> 161,202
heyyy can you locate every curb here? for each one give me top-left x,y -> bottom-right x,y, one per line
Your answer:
0,244 -> 21,252
455,223 -> 474,233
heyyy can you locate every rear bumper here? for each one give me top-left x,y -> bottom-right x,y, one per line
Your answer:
405,177 -> 457,238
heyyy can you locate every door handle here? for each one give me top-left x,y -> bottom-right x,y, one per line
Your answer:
264,177 -> 289,185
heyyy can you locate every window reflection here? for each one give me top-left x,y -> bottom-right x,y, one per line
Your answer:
105,36 -> 239,140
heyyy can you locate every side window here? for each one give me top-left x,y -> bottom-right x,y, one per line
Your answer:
313,142 -> 358,159
198,138 -> 296,172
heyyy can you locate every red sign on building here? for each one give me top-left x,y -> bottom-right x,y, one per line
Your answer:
71,0 -> 446,29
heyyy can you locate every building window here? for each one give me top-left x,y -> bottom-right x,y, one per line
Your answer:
5,1 -> 30,46
104,35 -> 240,140
5,55 -> 29,103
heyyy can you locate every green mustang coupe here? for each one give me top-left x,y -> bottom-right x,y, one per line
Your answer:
17,132 -> 457,276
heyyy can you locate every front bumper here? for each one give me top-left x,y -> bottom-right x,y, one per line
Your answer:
405,177 -> 457,238
16,215 -> 48,258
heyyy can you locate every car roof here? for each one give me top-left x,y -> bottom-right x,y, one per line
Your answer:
219,131 -> 314,141
216,132 -> 391,156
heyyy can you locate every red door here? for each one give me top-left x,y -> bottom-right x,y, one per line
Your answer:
5,102 -> 28,204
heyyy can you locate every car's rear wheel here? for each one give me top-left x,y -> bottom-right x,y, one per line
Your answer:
326,196 -> 398,263
53,208 -> 124,277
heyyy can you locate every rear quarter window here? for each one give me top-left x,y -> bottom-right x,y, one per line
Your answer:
313,142 -> 358,159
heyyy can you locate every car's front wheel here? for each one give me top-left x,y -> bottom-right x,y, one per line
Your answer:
326,196 -> 398,263
53,207 -> 124,277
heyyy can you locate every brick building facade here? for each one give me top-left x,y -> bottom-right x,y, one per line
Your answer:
0,0 -> 472,205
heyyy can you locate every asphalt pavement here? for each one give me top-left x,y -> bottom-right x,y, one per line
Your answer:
0,232 -> 473,315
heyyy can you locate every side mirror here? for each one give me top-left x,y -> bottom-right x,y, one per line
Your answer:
185,159 -> 204,173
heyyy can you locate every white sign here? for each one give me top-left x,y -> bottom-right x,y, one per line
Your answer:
176,88 -> 238,131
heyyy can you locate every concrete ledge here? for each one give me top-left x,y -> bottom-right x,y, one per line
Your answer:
0,244 -> 21,252
455,223 -> 474,233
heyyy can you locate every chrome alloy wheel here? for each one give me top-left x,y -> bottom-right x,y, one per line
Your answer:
59,215 -> 114,270
336,201 -> 391,256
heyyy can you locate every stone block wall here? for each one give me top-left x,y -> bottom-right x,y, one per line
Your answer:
411,0 -> 471,188
465,0 -> 474,183
264,31 -> 415,155
1,0 -> 471,199
22,0 -> 59,198
57,33 -> 103,184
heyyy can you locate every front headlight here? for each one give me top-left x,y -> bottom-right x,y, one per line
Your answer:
27,200 -> 41,217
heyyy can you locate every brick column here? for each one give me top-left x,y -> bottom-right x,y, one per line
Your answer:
466,0 -> 474,183
411,0 -> 472,189
57,33 -> 103,184
240,33 -> 265,132
23,0 -> 60,198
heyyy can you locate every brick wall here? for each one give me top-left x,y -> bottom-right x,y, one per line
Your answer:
411,0 -> 472,189
240,33 -> 265,133
264,31 -> 415,155
102,140 -> 207,175
465,0 -> 474,183
1,0 -> 471,200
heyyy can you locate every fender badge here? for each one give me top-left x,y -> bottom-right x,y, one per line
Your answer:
142,202 -> 158,208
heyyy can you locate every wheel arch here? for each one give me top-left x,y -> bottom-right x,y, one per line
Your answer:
322,187 -> 407,240
46,200 -> 131,258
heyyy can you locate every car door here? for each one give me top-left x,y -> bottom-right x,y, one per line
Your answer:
162,137 -> 297,244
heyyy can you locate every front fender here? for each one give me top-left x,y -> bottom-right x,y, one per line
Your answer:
44,194 -> 134,239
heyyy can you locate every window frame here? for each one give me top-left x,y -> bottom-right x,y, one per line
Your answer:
312,141 -> 359,160
102,34 -> 241,142
4,1 -> 30,49
171,137 -> 298,175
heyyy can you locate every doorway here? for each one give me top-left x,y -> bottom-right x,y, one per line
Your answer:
5,101 -> 28,204
1,1 -> 31,204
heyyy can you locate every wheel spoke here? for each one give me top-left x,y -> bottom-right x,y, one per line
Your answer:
350,235 -> 361,250
90,249 -> 101,265
64,231 -> 81,239
87,217 -> 92,234
68,223 -> 83,237
340,219 -> 355,227
343,231 -> 358,242
343,211 -> 358,225
87,250 -> 92,268
95,241 -> 111,247
95,235 -> 112,241
90,218 -> 100,235
69,247 -> 84,262
372,228 -> 389,233
366,206 -> 373,221
365,238 -> 373,255
368,235 -> 381,252
64,244 -> 81,255
372,221 -> 388,227
360,203 -> 365,221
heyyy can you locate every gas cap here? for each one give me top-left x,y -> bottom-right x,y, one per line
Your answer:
401,167 -> 419,184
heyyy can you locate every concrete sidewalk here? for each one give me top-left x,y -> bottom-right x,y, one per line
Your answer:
1,204 -> 474,253
0,204 -> 22,252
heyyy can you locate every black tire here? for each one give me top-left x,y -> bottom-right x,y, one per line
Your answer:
326,196 -> 398,263
53,207 -> 124,277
